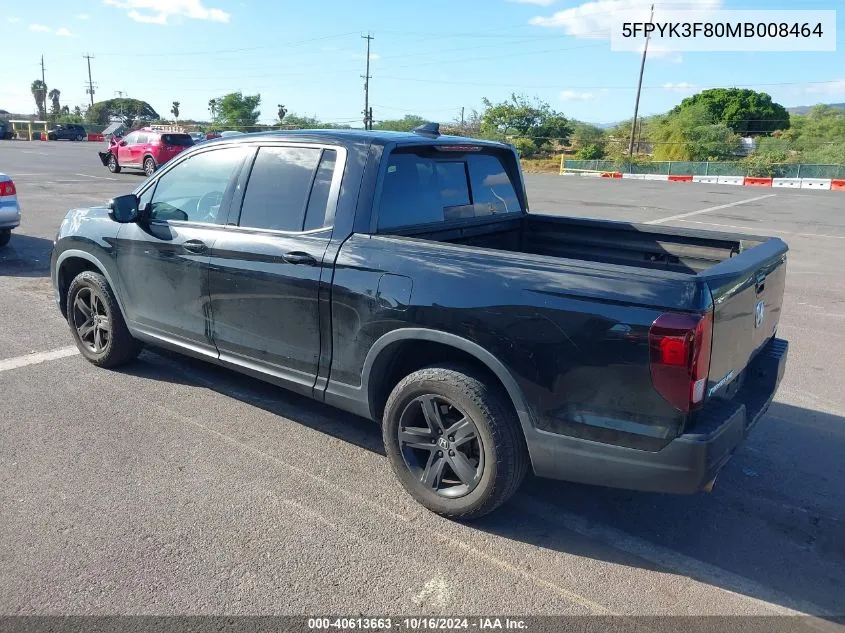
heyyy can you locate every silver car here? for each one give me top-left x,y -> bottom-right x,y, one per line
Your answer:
0,173 -> 21,247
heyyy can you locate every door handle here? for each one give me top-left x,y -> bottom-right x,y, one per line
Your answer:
282,251 -> 317,266
183,240 -> 208,254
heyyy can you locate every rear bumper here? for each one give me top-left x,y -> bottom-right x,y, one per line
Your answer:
0,199 -> 21,229
530,337 -> 788,493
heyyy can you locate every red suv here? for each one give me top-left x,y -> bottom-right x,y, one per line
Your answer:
99,128 -> 194,177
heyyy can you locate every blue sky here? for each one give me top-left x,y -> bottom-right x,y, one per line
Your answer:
2,0 -> 843,126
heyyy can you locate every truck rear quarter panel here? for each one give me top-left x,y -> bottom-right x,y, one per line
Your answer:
328,232 -> 708,450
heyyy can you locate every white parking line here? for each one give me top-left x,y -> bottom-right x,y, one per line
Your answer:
645,194 -> 777,225
677,219 -> 845,240
75,173 -> 117,181
0,346 -> 79,373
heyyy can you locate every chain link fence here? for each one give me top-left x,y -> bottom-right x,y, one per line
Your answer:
563,160 -> 845,179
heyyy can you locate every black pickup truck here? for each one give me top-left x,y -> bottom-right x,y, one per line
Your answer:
50,126 -> 788,519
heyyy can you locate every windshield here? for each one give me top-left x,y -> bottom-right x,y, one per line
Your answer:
377,149 -> 522,231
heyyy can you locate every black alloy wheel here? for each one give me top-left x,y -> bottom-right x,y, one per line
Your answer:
71,286 -> 111,355
398,394 -> 484,498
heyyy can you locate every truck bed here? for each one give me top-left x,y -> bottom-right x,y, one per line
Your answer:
396,214 -> 763,275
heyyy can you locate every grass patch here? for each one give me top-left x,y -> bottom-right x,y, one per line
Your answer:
520,157 -> 561,174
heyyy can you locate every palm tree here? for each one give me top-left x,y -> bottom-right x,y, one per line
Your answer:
208,98 -> 217,123
31,80 -> 47,119
277,104 -> 287,123
171,101 -> 180,122
48,89 -> 61,118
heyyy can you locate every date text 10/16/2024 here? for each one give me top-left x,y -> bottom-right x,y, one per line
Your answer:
308,617 -> 528,630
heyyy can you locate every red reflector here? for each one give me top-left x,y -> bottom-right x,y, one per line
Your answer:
659,335 -> 689,366
649,311 -> 713,412
0,181 -> 16,197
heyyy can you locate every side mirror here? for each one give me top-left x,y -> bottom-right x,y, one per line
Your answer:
108,194 -> 140,223
119,140 -> 128,146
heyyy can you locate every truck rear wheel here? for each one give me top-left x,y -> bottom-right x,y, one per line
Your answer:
382,363 -> 527,520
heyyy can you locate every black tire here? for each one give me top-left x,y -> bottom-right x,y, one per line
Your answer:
76,134 -> 85,141
143,156 -> 156,177
107,153 -> 121,173
0,229 -> 10,248
383,363 -> 528,520
66,271 -> 141,368
48,134 -> 57,141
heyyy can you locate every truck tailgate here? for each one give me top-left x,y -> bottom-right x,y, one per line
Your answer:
702,237 -> 788,397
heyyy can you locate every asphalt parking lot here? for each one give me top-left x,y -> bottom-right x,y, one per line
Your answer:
1,140 -> 844,624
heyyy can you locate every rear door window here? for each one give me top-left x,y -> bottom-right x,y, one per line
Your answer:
162,134 -> 194,147
237,146 -> 322,232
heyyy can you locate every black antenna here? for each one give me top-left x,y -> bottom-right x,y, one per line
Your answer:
412,122 -> 440,138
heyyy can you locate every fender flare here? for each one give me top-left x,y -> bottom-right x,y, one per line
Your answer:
362,328 -> 536,439
55,249 -> 130,323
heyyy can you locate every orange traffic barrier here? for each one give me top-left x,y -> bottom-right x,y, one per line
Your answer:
88,133 -> 105,142
744,177 -> 773,187
831,179 -> 845,191
668,175 -> 693,182
601,171 -> 623,178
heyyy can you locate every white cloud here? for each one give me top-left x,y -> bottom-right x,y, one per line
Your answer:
508,0 -> 557,6
103,0 -> 230,25
56,27 -> 74,36
76,13 -> 91,20
29,23 -> 51,32
662,82 -> 696,92
127,9 -> 168,24
806,79 -> 845,96
560,90 -> 595,101
530,0 -> 721,40
8,17 -> 21,23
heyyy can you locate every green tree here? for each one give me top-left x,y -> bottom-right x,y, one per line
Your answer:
73,105 -> 82,117
31,80 -> 48,119
86,98 -> 160,127
279,113 -> 350,130
214,92 -> 261,131
512,137 -> 538,158
673,88 -> 790,135
373,114 -> 427,132
277,104 -> 287,123
48,89 -> 61,119
208,98 -> 218,123
480,94 -> 572,149
650,103 -> 741,161
56,113 -> 85,125
577,143 -> 606,160
171,101 -> 180,121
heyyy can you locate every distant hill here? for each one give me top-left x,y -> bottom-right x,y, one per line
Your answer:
787,103 -> 845,115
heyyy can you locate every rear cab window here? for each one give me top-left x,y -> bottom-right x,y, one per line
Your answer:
377,146 -> 523,231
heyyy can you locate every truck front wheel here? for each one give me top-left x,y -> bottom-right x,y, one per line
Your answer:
382,364 -> 528,520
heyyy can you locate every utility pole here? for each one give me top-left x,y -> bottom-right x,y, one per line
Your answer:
83,54 -> 95,106
628,3 -> 654,158
361,33 -> 374,130
40,55 -> 46,86
461,107 -> 465,127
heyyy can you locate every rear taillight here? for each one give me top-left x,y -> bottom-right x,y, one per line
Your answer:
0,180 -> 16,197
648,310 -> 713,412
